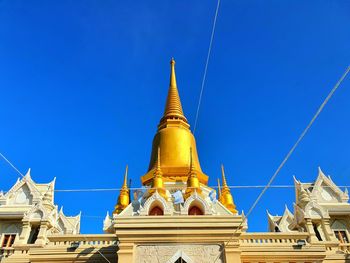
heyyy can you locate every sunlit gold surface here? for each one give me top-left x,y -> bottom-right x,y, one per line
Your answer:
185,148 -> 202,199
148,147 -> 167,199
219,165 -> 238,214
217,178 -> 222,200
142,59 -> 208,185
114,166 -> 130,214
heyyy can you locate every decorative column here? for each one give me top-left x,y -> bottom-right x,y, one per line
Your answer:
305,219 -> 318,243
35,220 -> 49,245
117,241 -> 134,262
223,240 -> 241,263
15,221 -> 31,245
322,218 -> 338,242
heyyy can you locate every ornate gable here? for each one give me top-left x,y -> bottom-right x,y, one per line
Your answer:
311,167 -> 347,204
267,206 -> 295,232
57,207 -> 81,234
1,169 -> 56,207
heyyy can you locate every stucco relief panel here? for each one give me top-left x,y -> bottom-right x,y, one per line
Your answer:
135,244 -> 223,263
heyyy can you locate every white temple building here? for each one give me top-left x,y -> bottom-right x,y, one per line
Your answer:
0,169 -> 80,252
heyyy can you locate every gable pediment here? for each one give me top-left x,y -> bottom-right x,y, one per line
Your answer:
7,183 -> 33,205
311,168 -> 345,204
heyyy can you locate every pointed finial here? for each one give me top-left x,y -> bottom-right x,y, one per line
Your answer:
162,58 -> 187,122
221,164 -> 228,187
24,168 -> 31,178
219,164 -> 237,214
266,209 -> 272,217
293,175 -> 298,184
123,165 -> 128,188
52,177 -> 57,187
157,147 -> 161,170
149,147 -> 166,198
153,147 -> 163,180
170,58 -> 176,87
217,178 -> 222,197
103,211 -> 112,230
318,166 -> 325,177
113,165 -> 130,215
185,147 -> 201,199
189,147 -> 195,171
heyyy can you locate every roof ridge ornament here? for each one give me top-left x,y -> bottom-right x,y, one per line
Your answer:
24,168 -> 31,179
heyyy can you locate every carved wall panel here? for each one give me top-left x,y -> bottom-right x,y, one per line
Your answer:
135,244 -> 223,263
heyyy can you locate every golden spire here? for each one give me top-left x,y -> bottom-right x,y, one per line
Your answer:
160,58 -> 188,124
113,165 -> 130,215
149,147 -> 167,198
219,165 -> 237,214
122,165 -> 128,188
221,165 -> 229,190
185,147 -> 202,199
156,146 -> 162,172
217,178 -> 222,199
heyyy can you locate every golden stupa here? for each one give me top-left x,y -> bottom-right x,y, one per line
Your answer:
141,58 -> 208,185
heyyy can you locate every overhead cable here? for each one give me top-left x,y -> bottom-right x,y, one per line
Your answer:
193,0 -> 221,134
0,152 -> 24,177
213,65 -> 350,262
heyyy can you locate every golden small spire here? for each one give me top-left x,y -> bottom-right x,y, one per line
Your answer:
161,58 -> 188,124
219,164 -> 237,214
113,165 -> 130,215
149,147 -> 167,198
185,147 -> 202,199
217,178 -> 222,199
221,165 -> 229,189
122,165 -> 128,188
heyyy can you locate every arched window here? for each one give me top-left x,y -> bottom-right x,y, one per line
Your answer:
149,206 -> 164,216
188,206 -> 203,215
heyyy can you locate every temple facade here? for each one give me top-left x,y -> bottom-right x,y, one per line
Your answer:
0,59 -> 349,262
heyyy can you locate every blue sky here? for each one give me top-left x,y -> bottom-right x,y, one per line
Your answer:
0,0 -> 350,234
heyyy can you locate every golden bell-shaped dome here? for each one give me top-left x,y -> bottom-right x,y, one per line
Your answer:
141,59 -> 208,185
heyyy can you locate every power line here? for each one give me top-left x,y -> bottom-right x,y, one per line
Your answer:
213,65 -> 350,262
31,184 -> 350,192
2,184 -> 349,195
193,0 -> 221,135
0,152 -> 24,177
